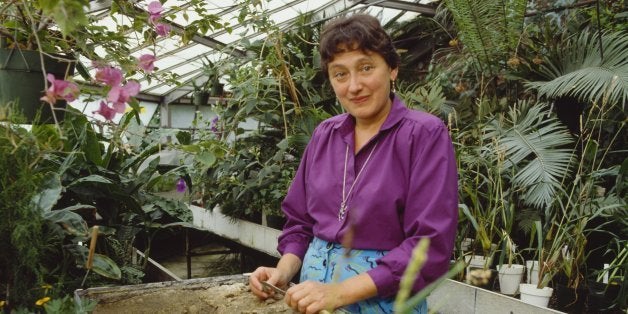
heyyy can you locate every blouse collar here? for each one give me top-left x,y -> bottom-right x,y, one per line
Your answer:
334,94 -> 408,138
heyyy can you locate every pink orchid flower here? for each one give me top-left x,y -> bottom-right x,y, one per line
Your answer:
107,80 -> 141,113
148,1 -> 164,25
93,101 -> 117,121
40,73 -> 80,105
155,23 -> 171,37
138,54 -> 156,72
95,67 -> 123,87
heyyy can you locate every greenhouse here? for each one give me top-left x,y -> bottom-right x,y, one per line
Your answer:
0,0 -> 625,313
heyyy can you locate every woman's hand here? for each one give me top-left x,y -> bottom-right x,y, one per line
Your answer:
285,281 -> 344,314
249,253 -> 302,300
249,266 -> 289,299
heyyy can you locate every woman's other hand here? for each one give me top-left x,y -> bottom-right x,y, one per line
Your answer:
285,281 -> 344,314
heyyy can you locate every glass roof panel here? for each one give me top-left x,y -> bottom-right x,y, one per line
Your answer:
79,0 -> 437,99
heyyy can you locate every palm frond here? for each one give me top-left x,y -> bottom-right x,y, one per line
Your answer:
526,30 -> 628,107
483,101 -> 575,208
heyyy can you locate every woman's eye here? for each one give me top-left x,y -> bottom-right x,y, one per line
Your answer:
333,71 -> 347,79
360,65 -> 373,72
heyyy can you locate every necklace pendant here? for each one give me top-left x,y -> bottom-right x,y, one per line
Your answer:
338,202 -> 347,221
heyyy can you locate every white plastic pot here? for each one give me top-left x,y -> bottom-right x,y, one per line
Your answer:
465,255 -> 492,268
465,255 -> 493,284
496,264 -> 525,295
526,260 -> 540,285
519,283 -> 553,308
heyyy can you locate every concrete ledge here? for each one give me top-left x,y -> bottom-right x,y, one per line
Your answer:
189,206 -> 564,313
427,279 -> 564,314
189,205 -> 281,258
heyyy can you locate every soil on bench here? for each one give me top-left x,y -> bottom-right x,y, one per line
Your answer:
80,276 -> 294,314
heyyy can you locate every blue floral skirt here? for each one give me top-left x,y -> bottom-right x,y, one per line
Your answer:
300,237 -> 427,313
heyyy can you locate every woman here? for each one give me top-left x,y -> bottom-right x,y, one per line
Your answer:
249,14 -> 458,314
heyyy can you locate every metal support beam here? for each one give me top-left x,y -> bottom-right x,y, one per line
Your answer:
352,0 -> 436,16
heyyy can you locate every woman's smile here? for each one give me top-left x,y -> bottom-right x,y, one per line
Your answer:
328,48 -> 398,128
350,95 -> 370,104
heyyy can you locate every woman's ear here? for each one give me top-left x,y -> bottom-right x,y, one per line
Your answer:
390,67 -> 399,81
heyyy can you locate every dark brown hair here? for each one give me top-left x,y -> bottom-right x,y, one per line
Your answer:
319,14 -> 400,75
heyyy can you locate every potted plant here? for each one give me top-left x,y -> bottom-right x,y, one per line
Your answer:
495,233 -> 525,295
587,240 -> 626,312
190,58 -> 223,106
0,0 -> 182,124
518,220 -> 560,308
0,0 -> 89,123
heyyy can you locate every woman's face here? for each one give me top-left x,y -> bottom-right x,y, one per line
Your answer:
328,48 -> 398,127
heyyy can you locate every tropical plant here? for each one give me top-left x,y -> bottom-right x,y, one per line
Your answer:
0,105 -> 199,311
200,13 -> 330,221
483,101 -> 574,209
525,29 -> 628,108
442,0 -> 527,77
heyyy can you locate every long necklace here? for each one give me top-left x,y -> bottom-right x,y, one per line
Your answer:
339,142 -> 378,221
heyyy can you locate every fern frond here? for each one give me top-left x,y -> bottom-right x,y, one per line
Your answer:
443,0 -> 527,76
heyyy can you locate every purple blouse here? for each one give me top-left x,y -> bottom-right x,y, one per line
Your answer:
277,96 -> 458,298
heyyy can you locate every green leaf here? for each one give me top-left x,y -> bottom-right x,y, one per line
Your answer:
196,151 -> 216,167
75,60 -> 91,80
58,204 -> 97,212
129,157 -> 160,193
43,209 -> 88,236
39,0 -> 90,36
179,144 -> 202,153
67,175 -> 113,187
91,253 -> 122,280
31,173 -> 62,213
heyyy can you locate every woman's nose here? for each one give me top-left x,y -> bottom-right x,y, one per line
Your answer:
348,74 -> 362,93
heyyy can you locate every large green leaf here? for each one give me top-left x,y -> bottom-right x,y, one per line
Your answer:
30,172 -> 62,213
91,253 -> 122,280
62,107 -> 103,166
196,151 -> 217,168
42,209 -> 88,236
